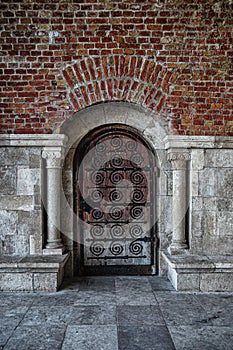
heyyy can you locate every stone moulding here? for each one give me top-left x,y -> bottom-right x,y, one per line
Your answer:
164,135 -> 233,149
0,134 -> 68,147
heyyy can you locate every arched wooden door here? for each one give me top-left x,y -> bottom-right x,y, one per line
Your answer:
75,125 -> 156,275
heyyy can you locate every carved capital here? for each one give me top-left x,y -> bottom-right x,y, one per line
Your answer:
167,149 -> 190,170
42,147 -> 64,168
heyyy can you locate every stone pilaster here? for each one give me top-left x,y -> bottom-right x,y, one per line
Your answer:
42,147 -> 65,255
167,149 -> 190,255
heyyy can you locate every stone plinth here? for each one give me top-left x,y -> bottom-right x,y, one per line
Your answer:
0,254 -> 69,292
163,252 -> 233,292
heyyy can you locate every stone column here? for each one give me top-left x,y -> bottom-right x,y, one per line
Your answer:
167,149 -> 190,255
42,147 -> 65,255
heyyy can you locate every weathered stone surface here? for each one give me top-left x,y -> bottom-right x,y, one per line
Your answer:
0,210 -> 18,235
69,305 -> 116,325
205,149 -> 233,168
217,211 -> 233,236
176,273 -> 200,291
74,291 -> 116,306
191,149 -> 205,170
3,325 -> 66,350
200,273 -> 233,292
118,325 -> 176,350
117,305 -> 165,326
33,273 -> 59,292
17,210 -> 42,236
0,254 -> 69,292
199,168 -> 216,196
0,147 -> 29,166
215,169 -> 233,197
29,148 -> 41,168
62,325 -> 118,350
0,273 -> 33,291
21,306 -> 73,325
169,325 -> 233,350
0,132 -> 233,292
0,166 -> 16,195
17,168 -> 40,195
29,235 -> 42,255
0,195 -> 33,211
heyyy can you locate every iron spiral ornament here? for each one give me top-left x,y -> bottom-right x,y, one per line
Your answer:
92,208 -> 104,220
130,225 -> 143,238
109,189 -> 123,202
130,171 -> 144,185
111,155 -> 123,167
92,171 -> 104,185
90,242 -> 104,256
109,206 -> 123,220
91,190 -> 103,202
131,153 -> 143,165
131,189 -> 144,202
111,136 -> 122,149
129,241 -> 143,255
130,206 -> 143,220
111,224 -> 124,238
90,225 -> 104,238
126,140 -> 137,151
109,242 -> 124,256
110,171 -> 123,184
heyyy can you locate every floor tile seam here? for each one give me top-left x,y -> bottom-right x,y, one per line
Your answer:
164,324 -> 181,350
59,324 -> 68,350
150,288 -> 168,323
1,318 -> 24,349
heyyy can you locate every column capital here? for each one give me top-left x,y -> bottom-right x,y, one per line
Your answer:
167,149 -> 191,170
42,147 -> 64,168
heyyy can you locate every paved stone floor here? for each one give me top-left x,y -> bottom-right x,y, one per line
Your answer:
0,276 -> 233,350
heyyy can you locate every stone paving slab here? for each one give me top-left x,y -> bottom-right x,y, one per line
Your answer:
0,277 -> 233,350
62,325 -> 118,350
169,325 -> 233,350
118,325 -> 175,350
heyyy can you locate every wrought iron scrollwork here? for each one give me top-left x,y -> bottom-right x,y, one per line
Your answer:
90,242 -> 105,256
90,225 -> 104,238
130,171 -> 144,184
111,224 -> 124,238
109,206 -> 123,220
79,129 -> 154,265
110,171 -> 123,184
109,242 -> 124,256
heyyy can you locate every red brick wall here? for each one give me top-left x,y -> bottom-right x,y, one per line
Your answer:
0,0 -> 232,135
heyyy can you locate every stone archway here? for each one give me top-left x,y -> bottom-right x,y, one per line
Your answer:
59,102 -> 169,277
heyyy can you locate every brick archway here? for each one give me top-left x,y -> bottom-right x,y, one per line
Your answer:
61,55 -> 178,115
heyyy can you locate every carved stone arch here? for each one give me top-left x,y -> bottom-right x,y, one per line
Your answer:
59,102 -> 169,276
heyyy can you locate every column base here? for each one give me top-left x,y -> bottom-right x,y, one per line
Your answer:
43,247 -> 65,256
168,242 -> 188,255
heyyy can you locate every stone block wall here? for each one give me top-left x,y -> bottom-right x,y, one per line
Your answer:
190,147 -> 233,255
0,146 -> 43,255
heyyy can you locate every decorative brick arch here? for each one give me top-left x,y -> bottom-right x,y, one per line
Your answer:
61,55 -> 178,115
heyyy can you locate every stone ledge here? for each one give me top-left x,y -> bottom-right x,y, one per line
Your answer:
0,134 -> 68,147
164,135 -> 233,149
0,254 -> 69,292
162,252 -> 233,292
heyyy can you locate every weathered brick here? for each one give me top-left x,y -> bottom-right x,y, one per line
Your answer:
0,1 -> 232,135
